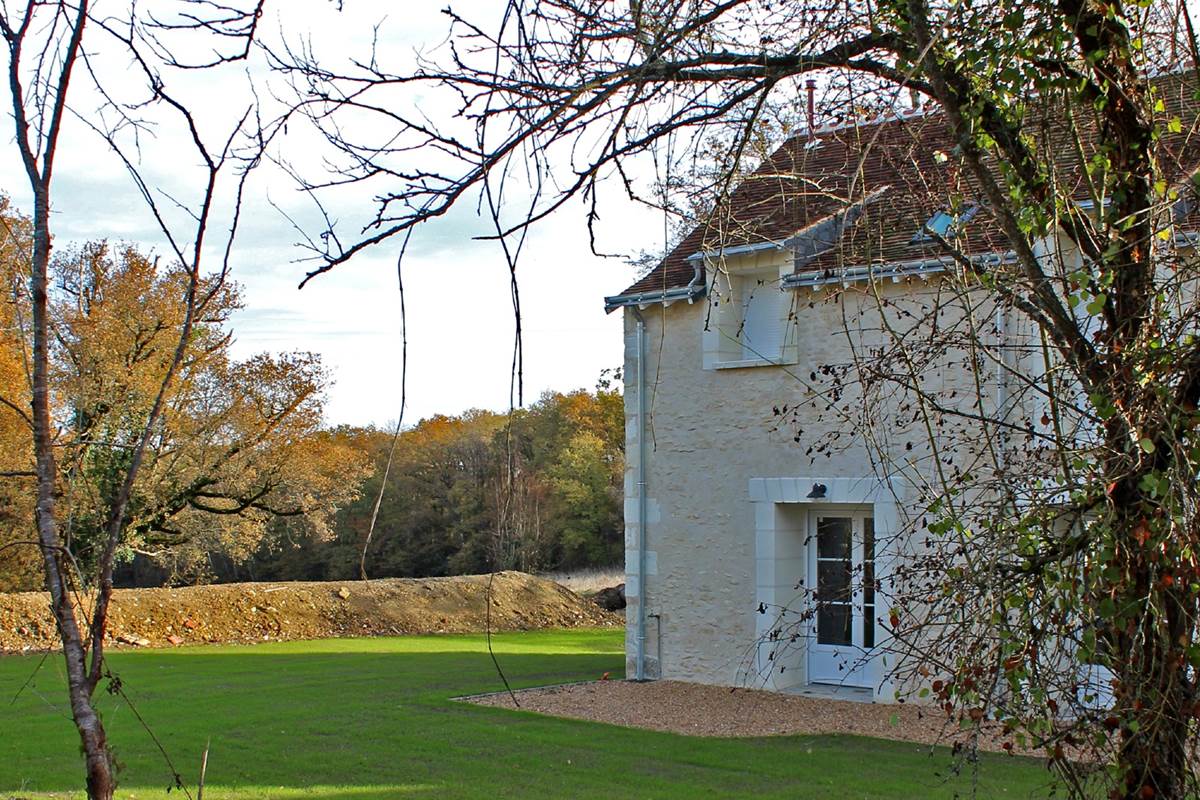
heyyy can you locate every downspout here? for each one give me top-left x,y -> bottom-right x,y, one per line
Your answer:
995,304 -> 1006,421
631,306 -> 650,681
685,261 -> 702,295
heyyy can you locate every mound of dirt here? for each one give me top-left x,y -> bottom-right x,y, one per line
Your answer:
0,571 -> 621,653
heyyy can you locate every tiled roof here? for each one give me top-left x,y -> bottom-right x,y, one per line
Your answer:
613,72 -> 1200,299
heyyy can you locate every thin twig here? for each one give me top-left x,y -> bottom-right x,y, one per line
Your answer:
9,650 -> 51,705
103,669 -> 194,800
360,231 -> 412,581
197,739 -> 210,800
485,570 -> 520,708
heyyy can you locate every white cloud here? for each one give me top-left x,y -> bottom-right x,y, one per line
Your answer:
0,0 -> 665,427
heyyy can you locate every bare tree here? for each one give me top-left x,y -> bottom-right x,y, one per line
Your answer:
0,2 -> 266,796
272,1 -> 1200,796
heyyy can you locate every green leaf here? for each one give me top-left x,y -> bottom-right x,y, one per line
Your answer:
1169,117 -> 1183,134
1099,597 -> 1117,618
1140,437 -> 1156,454
1187,645 -> 1200,668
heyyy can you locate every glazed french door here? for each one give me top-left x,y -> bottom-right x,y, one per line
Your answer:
807,512 -> 876,686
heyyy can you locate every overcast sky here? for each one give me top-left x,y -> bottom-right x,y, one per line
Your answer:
1,1 -> 663,428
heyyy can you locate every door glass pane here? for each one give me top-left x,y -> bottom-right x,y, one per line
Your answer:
817,561 -> 851,601
818,603 -> 852,645
863,605 -> 875,648
817,517 -> 851,558
816,516 -> 853,646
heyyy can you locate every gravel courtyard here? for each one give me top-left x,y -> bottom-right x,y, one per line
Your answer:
466,679 -> 1027,755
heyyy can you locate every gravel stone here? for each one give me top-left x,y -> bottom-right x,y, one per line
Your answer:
466,679 -> 1034,756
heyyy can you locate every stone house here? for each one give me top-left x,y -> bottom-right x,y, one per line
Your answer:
603,84 -> 1200,702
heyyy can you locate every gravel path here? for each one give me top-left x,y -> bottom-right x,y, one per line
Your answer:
466,680 -> 1029,755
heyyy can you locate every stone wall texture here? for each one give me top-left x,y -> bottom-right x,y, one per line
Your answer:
621,267 -> 1001,694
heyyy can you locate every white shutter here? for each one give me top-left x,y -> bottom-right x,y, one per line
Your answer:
740,273 -> 783,361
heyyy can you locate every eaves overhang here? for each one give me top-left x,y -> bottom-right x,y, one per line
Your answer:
603,251 -> 1020,312
784,251 -> 1017,290
684,240 -> 789,262
604,283 -> 706,313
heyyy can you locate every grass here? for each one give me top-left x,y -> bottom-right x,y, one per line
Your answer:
1,629 -> 1052,799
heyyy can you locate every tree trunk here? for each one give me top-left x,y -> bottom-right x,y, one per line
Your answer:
75,689 -> 115,800
1111,500 -> 1195,800
42,554 -> 116,800
1119,655 -> 1189,800
31,189 -> 116,800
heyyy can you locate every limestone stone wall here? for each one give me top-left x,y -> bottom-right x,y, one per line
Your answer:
621,270 -> 1002,691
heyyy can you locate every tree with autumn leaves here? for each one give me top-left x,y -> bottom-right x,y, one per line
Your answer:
0,193 -> 623,591
251,388 -> 625,584
0,202 -> 370,590
0,197 -> 36,590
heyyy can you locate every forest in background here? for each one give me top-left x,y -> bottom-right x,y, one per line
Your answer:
234,386 -> 625,586
118,386 -> 628,587
110,386 -> 626,587
0,198 -> 625,591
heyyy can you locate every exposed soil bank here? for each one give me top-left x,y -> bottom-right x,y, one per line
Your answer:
0,571 -> 620,653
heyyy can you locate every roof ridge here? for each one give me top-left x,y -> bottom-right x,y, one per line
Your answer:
800,103 -> 937,139
608,71 -> 1200,306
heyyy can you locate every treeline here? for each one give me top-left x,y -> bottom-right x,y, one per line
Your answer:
15,383 -> 626,590
0,193 -> 626,591
239,387 -> 625,583
0,199 -> 372,591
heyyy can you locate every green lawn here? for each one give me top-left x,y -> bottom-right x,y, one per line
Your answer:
1,629 -> 1051,799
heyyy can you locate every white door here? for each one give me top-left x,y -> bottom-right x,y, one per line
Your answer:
807,512 -> 876,686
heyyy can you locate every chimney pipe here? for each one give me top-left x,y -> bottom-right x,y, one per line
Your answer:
806,79 -> 817,130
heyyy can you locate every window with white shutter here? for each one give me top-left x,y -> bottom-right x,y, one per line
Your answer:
701,257 -> 797,370
737,270 -> 784,361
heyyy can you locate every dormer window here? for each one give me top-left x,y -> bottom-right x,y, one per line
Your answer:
911,203 -> 979,244
734,271 -> 785,361
702,259 -> 799,370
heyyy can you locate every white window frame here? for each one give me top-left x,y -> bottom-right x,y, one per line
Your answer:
702,255 -> 798,370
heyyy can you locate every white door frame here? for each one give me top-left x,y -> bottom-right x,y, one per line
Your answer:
750,476 -> 902,699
